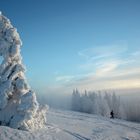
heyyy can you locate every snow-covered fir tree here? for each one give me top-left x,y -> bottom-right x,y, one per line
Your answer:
0,12 -> 47,130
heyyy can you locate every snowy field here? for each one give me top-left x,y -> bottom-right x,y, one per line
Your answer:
0,109 -> 140,140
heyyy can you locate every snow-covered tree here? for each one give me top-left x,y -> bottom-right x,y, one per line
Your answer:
71,89 -> 81,111
111,92 -> 121,118
81,91 -> 93,113
0,12 -> 47,130
96,93 -> 110,117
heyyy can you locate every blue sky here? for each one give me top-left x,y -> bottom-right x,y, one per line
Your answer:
1,0 -> 140,94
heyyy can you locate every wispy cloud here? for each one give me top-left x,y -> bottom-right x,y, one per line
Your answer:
53,42 -> 140,92
96,62 -> 118,76
78,42 -> 128,60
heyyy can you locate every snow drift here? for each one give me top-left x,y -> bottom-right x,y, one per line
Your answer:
0,12 -> 47,130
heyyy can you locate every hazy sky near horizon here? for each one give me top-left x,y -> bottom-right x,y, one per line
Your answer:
1,0 -> 140,95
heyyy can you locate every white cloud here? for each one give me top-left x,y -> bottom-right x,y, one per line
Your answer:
56,75 -> 74,82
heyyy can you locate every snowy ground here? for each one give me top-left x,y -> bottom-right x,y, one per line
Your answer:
0,109 -> 140,140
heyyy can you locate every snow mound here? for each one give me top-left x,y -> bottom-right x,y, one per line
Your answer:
0,12 -> 47,131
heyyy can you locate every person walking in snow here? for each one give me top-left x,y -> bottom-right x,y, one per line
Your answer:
110,110 -> 114,119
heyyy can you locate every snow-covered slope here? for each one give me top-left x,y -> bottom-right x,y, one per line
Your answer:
0,109 -> 140,140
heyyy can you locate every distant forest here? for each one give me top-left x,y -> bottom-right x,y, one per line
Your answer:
71,89 -> 140,122
38,89 -> 140,123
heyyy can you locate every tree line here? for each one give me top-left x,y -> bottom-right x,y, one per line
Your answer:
71,89 -> 140,122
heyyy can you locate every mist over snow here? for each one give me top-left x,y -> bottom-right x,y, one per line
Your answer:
37,87 -> 140,123
37,92 -> 72,110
